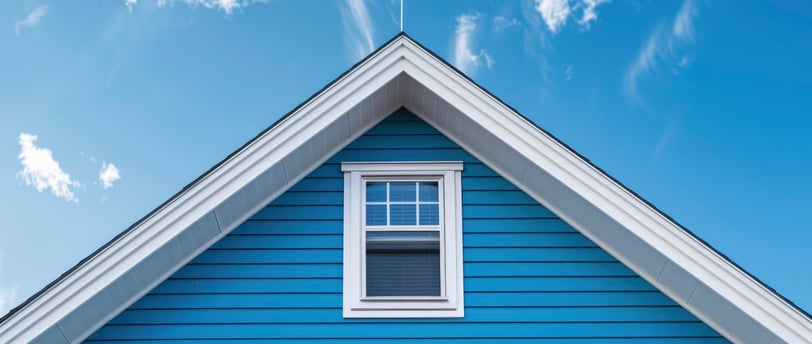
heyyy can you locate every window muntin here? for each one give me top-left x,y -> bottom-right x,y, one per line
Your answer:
342,162 -> 464,318
365,181 -> 440,226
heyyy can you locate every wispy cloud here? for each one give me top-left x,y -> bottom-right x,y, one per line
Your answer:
624,25 -> 662,105
452,13 -> 493,76
15,5 -> 48,36
100,163 -> 121,189
340,0 -> 375,60
493,16 -> 521,32
653,120 -> 679,159
623,0 -> 698,105
127,0 -> 268,15
519,2 -> 554,95
0,287 -> 16,317
673,0 -> 697,41
677,53 -> 695,68
0,256 -> 19,316
125,0 -> 137,12
534,0 -> 609,34
17,133 -> 82,203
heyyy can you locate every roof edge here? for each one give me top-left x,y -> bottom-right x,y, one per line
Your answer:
394,36 -> 812,343
1,32 -> 809,344
0,33 -> 411,344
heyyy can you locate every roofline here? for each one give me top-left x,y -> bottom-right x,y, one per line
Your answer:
394,36 -> 812,342
0,33 -> 409,344
404,32 -> 811,324
399,32 -> 812,323
0,32 -> 409,327
1,32 -> 809,344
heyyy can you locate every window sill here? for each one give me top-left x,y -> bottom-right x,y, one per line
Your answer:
361,296 -> 449,302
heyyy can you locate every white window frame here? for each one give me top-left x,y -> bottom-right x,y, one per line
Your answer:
341,161 -> 464,318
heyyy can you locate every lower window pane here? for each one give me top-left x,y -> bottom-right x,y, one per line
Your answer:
366,232 -> 440,297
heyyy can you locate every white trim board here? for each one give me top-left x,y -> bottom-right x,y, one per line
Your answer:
0,34 -> 808,344
341,162 -> 465,318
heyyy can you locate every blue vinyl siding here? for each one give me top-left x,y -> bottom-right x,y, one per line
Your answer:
86,109 -> 726,343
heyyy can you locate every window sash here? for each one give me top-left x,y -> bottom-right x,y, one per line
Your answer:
363,179 -> 442,228
365,231 -> 441,297
361,178 -> 445,299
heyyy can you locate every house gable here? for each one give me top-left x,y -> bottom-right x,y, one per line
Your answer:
87,109 -> 725,342
1,34 -> 809,344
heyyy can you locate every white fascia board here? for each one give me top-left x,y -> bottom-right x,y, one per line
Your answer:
396,38 -> 812,343
0,37 -> 409,344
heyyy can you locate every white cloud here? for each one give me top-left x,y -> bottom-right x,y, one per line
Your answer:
170,0 -> 241,14
493,16 -> 521,31
17,133 -> 81,203
15,5 -> 48,36
565,65 -> 574,80
453,13 -> 493,75
535,0 -> 570,34
534,0 -> 610,34
100,163 -> 121,189
0,256 -> 19,316
576,0 -> 610,30
623,0 -> 698,105
129,0 -> 267,15
340,0 -> 375,60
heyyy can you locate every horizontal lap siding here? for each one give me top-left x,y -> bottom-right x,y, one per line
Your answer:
87,109 -> 725,343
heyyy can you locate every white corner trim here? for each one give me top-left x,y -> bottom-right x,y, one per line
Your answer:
342,162 -> 464,318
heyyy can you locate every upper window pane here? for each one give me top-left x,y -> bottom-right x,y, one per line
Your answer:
389,182 -> 416,202
419,204 -> 439,225
390,204 -> 417,226
366,204 -> 387,226
366,182 -> 387,202
364,181 -> 441,227
419,182 -> 439,202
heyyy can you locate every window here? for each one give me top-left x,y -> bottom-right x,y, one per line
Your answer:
341,162 -> 464,318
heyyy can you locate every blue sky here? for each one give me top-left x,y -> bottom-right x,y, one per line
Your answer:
1,0 -> 811,316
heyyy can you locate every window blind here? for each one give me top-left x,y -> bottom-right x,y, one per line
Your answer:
366,231 -> 441,297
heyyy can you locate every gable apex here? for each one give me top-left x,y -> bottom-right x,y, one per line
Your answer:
0,33 -> 809,344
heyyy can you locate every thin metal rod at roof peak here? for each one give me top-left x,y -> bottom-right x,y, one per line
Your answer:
400,0 -> 403,32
